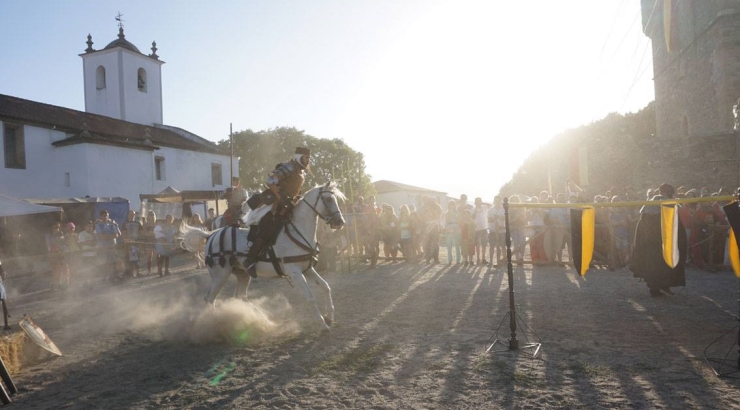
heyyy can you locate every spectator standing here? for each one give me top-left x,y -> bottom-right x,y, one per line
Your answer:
64,222 -> 80,282
45,222 -> 68,290
204,208 -> 217,230
141,211 -> 157,275
609,196 -> 631,268
457,194 -> 473,213
398,205 -> 415,262
155,214 -> 176,276
189,214 -> 206,268
545,193 -> 571,264
95,209 -> 121,281
508,196 -> 527,265
78,221 -> 97,274
420,196 -> 442,264
488,196 -> 506,267
123,210 -> 143,278
527,197 -> 549,265
378,204 -> 400,262
445,200 -> 461,264
459,209 -> 476,265
472,197 -> 489,265
410,209 -> 423,259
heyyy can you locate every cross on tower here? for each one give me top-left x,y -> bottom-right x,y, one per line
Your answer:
115,11 -> 125,29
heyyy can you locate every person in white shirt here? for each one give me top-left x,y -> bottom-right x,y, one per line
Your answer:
472,197 -> 490,265
487,196 -> 506,266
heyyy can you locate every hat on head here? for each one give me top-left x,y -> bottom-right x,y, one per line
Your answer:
65,222 -> 76,230
295,147 -> 311,156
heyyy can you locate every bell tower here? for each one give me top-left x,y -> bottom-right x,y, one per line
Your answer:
80,17 -> 164,126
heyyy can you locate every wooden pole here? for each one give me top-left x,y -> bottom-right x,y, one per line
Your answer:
346,162 -> 362,270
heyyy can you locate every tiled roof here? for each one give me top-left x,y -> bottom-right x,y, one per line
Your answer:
0,93 -> 228,155
373,180 -> 447,194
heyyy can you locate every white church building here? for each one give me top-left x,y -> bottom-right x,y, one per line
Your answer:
0,27 -> 236,211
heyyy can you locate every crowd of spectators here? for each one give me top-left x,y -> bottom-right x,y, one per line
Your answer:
41,209 -> 197,291
333,182 -> 734,273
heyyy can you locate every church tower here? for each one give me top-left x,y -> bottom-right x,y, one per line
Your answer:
80,25 -> 164,126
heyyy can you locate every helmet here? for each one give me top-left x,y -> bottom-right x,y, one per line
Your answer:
65,222 -> 76,231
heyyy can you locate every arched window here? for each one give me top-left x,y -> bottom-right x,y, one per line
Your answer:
138,68 -> 147,92
96,66 -> 106,90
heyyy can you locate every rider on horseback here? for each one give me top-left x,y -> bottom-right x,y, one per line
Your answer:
221,176 -> 249,227
244,146 -> 311,276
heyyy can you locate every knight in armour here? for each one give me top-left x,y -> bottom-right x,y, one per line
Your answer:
244,147 -> 311,275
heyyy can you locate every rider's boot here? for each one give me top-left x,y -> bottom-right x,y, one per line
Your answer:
245,238 -> 266,278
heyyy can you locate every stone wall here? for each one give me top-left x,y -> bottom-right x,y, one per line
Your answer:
642,1 -> 740,139
639,1 -> 740,191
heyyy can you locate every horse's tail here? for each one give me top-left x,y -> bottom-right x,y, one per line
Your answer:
179,223 -> 214,253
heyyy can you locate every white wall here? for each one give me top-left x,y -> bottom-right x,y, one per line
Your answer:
83,49 -> 122,120
121,51 -> 163,125
82,48 -> 164,126
0,122 -> 234,211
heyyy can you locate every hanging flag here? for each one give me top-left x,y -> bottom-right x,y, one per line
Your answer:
663,0 -> 679,52
570,207 -> 594,276
660,203 -> 679,268
729,228 -> 740,278
723,201 -> 740,278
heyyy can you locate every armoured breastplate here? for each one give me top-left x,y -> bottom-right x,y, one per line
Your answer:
281,169 -> 305,198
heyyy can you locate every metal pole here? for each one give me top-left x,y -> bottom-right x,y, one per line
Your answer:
229,123 -> 234,183
504,197 -> 519,349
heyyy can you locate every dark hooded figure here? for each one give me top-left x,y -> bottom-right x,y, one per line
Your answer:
630,183 -> 687,296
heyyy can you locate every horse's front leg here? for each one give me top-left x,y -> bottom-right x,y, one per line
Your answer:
303,268 -> 334,326
288,269 -> 330,332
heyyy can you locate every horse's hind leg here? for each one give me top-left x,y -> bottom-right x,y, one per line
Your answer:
204,266 -> 231,306
302,268 -> 335,327
234,270 -> 251,301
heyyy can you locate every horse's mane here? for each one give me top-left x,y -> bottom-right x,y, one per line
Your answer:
308,181 -> 346,203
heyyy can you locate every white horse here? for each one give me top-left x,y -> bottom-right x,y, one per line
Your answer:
181,182 -> 346,331
209,203 -> 250,230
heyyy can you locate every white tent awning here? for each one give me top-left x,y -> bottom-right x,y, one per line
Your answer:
0,194 -> 62,217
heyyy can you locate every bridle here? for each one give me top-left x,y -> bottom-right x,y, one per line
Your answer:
302,188 -> 342,225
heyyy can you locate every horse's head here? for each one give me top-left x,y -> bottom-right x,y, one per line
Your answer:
304,182 -> 346,230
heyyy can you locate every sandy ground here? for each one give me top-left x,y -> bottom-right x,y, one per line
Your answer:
5,253 -> 740,409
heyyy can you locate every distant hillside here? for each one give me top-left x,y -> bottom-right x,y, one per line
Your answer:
500,102 -> 656,198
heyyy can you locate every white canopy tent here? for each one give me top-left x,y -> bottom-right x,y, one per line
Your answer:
0,194 -> 61,217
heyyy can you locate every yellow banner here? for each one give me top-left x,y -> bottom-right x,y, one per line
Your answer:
730,228 -> 740,278
660,203 -> 679,268
580,208 -> 595,277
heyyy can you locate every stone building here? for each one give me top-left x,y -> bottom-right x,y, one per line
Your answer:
640,0 -> 740,189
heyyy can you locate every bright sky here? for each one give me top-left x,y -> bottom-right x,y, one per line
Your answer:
0,0 -> 654,201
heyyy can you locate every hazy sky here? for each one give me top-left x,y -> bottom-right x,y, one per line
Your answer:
0,0 -> 654,201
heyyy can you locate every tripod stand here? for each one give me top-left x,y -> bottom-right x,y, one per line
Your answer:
486,197 -> 542,358
703,278 -> 740,378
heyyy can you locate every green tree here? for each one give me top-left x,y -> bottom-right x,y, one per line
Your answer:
217,126 -> 374,200
500,102 -> 656,197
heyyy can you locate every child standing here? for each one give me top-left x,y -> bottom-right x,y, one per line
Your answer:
460,210 -> 476,265
126,244 -> 140,277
